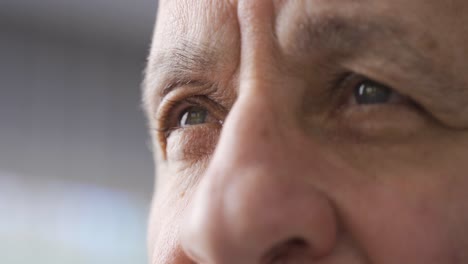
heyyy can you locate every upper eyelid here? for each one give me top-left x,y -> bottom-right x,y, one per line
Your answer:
325,72 -> 365,102
325,72 -> 418,113
336,72 -> 403,97
156,80 -> 215,116
156,90 -> 226,135
156,95 -> 198,133
156,72 -> 410,129
154,98 -> 201,146
160,79 -> 210,99
156,99 -> 188,131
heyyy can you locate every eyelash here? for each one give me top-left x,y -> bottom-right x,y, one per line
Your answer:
156,73 -> 417,138
156,98 -> 190,137
156,95 -> 223,137
331,72 -> 413,107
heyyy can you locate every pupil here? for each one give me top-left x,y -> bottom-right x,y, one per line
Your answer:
354,80 -> 392,105
180,107 -> 208,127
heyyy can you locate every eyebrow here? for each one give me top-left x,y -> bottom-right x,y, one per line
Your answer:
144,14 -> 461,121
290,15 -> 468,124
289,14 -> 435,76
145,39 -> 217,95
291,15 -> 460,95
146,15 -> 435,97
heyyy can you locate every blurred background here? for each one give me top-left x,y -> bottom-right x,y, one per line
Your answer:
0,0 -> 158,263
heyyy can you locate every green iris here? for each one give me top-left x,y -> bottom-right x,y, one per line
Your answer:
354,80 -> 392,105
180,106 -> 208,127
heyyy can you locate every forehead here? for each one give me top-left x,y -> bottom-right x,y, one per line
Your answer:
151,0 -> 467,63
149,0 -> 458,81
154,0 -> 238,50
155,0 -> 464,25
151,0 -> 242,72
146,0 -> 468,122
144,0 -> 241,107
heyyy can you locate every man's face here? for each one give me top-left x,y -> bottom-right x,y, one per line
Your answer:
144,0 -> 468,263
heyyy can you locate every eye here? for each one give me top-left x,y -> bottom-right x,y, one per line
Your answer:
156,94 -> 226,140
354,80 -> 393,105
179,106 -> 209,127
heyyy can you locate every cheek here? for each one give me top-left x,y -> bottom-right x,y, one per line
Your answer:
347,184 -> 465,263
148,182 -> 192,263
150,127 -> 218,257
166,125 -> 220,165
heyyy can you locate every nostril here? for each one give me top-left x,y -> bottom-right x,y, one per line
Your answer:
261,238 -> 310,264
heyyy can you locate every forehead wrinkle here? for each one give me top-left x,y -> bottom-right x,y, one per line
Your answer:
161,39 -> 216,77
142,37 -> 219,112
143,2 -> 241,118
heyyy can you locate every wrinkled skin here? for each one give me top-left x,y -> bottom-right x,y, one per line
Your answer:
143,0 -> 468,263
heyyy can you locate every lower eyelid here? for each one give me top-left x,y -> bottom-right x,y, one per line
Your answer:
166,124 -> 222,162
345,91 -> 409,106
333,103 -> 428,138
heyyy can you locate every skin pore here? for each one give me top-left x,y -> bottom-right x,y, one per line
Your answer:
144,0 -> 468,263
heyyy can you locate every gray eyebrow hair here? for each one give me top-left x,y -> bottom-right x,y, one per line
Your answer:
290,15 -> 468,125
292,14 -> 390,54
289,14 -> 453,93
143,14 -> 457,118
147,15 -> 434,94
290,14 -> 434,73
142,39 -> 218,115
148,40 -> 216,90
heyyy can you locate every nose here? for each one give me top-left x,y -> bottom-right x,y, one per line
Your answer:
181,95 -> 339,264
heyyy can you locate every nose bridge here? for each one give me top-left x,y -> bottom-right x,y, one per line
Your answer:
181,1 -> 339,261
182,93 -> 338,263
221,90 -> 292,168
